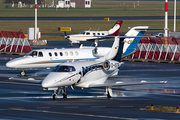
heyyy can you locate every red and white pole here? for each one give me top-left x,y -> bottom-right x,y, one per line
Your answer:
137,0 -> 139,6
165,0 -> 168,37
174,0 -> 176,32
35,0 -> 37,40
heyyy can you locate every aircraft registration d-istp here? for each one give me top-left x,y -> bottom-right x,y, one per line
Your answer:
7,26 -> 150,76
9,27 -> 167,100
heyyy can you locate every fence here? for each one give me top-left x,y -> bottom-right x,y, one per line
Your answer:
0,30 -> 32,53
129,37 -> 180,61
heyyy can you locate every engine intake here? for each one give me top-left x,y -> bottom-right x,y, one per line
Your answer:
103,60 -> 110,70
103,60 -> 120,71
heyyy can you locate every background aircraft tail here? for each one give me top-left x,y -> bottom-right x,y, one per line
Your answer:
108,20 -> 123,36
122,26 -> 149,57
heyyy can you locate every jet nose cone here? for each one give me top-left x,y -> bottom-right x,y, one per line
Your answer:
41,81 -> 49,88
6,61 -> 14,68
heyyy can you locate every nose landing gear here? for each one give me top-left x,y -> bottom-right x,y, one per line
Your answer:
52,87 -> 68,100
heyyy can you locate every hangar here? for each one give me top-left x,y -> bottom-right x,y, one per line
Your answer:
56,0 -> 92,8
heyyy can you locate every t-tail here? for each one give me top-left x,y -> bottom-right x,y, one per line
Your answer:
122,26 -> 149,57
98,37 -> 123,62
108,20 -> 123,36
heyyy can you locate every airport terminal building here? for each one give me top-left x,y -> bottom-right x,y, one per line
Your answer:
56,0 -> 92,8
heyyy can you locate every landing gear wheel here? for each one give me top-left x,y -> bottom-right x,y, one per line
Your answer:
63,94 -> 67,98
20,70 -> 25,76
62,89 -> 67,98
106,87 -> 112,99
53,94 -> 57,100
107,91 -> 111,99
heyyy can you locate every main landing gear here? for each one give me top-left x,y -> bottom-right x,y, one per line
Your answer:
52,87 -> 68,100
106,87 -> 113,99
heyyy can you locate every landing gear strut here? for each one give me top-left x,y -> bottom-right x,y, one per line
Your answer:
62,88 -> 68,98
106,87 -> 113,99
52,87 -> 68,100
53,90 -> 57,100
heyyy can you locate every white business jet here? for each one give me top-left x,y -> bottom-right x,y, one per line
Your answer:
63,20 -> 123,46
9,30 -> 166,100
6,26 -> 149,76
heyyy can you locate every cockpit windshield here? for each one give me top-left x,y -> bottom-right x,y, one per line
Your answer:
79,31 -> 85,34
25,51 -> 43,57
26,51 -> 37,57
52,65 -> 76,72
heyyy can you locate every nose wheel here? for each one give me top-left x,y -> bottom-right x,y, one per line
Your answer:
52,90 -> 57,100
62,88 -> 67,98
20,70 -> 26,76
53,93 -> 57,100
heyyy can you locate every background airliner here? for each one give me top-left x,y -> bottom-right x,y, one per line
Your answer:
9,36 -> 166,100
63,20 -> 123,46
6,26 -> 149,76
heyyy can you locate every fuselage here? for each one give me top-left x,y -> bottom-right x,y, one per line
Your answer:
67,31 -> 111,43
41,60 -> 121,89
67,20 -> 122,43
6,47 -> 111,69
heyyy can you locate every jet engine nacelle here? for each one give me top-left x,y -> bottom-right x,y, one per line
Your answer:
103,60 -> 120,71
93,47 -> 111,57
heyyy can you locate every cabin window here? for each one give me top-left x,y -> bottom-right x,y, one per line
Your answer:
85,67 -> 89,73
75,51 -> 79,56
60,52 -> 63,56
93,33 -> 95,36
70,51 -> 73,56
102,33 -> 104,35
38,52 -> 43,57
97,33 -> 100,35
52,65 -> 76,72
86,32 -> 90,35
82,67 -> 86,76
49,52 -> 52,57
65,52 -> 68,56
54,52 -> 58,56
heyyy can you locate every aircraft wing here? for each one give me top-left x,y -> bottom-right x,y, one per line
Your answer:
95,36 -> 156,38
9,77 -> 42,84
85,37 -> 109,41
88,80 -> 167,88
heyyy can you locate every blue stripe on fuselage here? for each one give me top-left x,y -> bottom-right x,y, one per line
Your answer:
122,31 -> 145,57
32,57 -> 98,64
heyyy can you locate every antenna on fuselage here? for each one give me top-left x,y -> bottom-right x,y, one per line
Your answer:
88,27 -> 92,31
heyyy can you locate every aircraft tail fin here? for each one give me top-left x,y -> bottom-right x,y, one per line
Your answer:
108,20 -> 123,36
98,37 -> 123,61
122,26 -> 149,57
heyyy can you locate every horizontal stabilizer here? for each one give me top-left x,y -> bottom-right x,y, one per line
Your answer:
135,28 -> 164,30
